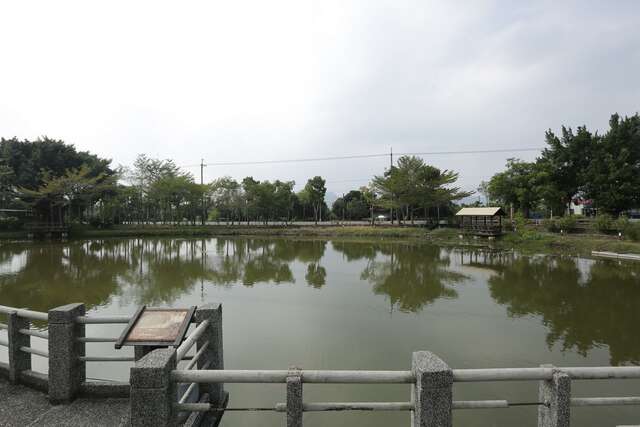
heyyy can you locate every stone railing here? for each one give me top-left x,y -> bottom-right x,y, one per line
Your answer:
2,303 -> 640,427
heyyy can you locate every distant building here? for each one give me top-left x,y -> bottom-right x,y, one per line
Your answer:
568,198 -> 594,216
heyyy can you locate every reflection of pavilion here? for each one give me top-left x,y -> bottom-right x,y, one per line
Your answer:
456,249 -> 516,272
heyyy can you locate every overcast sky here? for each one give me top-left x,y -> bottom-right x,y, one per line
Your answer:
1,1 -> 639,198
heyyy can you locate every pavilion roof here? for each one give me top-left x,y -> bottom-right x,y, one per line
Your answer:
455,207 -> 505,216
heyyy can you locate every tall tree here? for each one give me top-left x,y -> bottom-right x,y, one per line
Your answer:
303,176 -> 327,224
583,114 -> 640,214
486,159 -> 540,218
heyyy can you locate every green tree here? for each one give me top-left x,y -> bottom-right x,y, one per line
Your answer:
486,159 -> 540,217
372,156 -> 471,224
303,176 -> 327,224
20,166 -> 115,224
583,114 -> 640,214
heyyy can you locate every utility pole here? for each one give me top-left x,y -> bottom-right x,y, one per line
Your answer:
200,159 -> 206,226
389,147 -> 393,225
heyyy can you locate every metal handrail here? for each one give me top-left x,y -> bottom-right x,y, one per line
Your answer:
178,360 -> 212,405
77,336 -> 118,343
171,369 -> 413,384
184,340 -> 210,371
0,322 -> 7,330
19,328 -> 48,340
171,366 -> 640,385
0,305 -> 48,321
0,338 -> 7,347
176,320 -> 209,361
75,316 -> 131,324
79,356 -> 135,362
453,366 -> 640,381
20,346 -> 48,358
570,397 -> 640,406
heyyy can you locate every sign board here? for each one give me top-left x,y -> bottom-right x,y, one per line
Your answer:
115,306 -> 196,349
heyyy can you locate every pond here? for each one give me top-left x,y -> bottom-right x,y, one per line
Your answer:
0,237 -> 638,426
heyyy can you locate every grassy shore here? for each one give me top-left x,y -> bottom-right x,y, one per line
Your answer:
1,224 -> 639,257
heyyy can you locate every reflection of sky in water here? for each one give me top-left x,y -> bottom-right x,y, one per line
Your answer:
0,252 -> 27,276
0,238 -> 639,426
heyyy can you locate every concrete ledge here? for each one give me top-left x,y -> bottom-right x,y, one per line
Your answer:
80,381 -> 130,398
20,370 -> 49,393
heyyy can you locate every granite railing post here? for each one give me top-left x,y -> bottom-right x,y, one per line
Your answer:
194,303 -> 224,405
130,348 -> 177,427
286,368 -> 303,427
411,351 -> 453,427
7,311 -> 31,384
538,365 -> 571,427
48,303 -> 85,403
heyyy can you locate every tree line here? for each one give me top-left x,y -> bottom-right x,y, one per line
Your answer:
481,113 -> 640,217
0,137 -> 470,228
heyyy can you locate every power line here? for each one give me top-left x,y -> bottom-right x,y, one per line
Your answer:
181,147 -> 543,168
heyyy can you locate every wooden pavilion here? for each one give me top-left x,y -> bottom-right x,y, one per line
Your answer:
455,207 -> 506,236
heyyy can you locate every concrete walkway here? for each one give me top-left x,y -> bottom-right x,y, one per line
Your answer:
0,377 -> 130,427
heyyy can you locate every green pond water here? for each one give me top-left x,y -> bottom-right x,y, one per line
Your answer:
0,237 -> 638,426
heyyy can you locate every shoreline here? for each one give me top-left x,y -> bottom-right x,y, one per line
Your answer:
0,224 -> 639,257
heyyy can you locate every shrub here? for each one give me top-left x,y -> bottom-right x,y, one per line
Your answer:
613,216 -> 640,241
614,216 -> 630,232
542,218 -> 558,232
513,213 -> 527,232
630,223 -> 640,241
594,214 -> 613,233
556,215 -> 577,233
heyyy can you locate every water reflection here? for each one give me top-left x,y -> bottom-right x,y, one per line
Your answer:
333,241 -> 468,312
0,238 -> 638,364
460,250 -> 640,365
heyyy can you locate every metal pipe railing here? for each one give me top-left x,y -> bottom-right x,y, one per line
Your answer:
171,366 -> 640,385
176,319 -> 209,361
20,346 -> 48,358
0,322 -> 7,330
570,397 -> 640,406
79,356 -> 135,362
76,336 -> 118,343
184,340 -> 209,371
0,338 -> 7,347
0,305 -> 48,321
452,366 -> 640,382
19,328 -> 48,340
175,399 -> 515,413
178,360 -> 212,405
171,369 -> 414,384
75,316 -> 131,324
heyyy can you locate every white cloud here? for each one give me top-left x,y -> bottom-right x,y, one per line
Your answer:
1,0 -> 638,192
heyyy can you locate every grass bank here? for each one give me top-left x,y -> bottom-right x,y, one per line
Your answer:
1,224 -> 639,257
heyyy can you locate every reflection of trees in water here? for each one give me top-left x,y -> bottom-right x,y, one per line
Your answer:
333,241 -> 467,313
0,241 -> 131,312
208,239 -> 326,287
0,238 -> 333,312
305,264 -> 326,288
485,254 -> 640,365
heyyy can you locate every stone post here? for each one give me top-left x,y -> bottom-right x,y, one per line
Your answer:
538,365 -> 570,427
48,303 -> 85,404
130,348 -> 177,427
412,351 -> 453,427
194,303 -> 224,405
286,368 -> 303,427
7,311 -> 31,384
